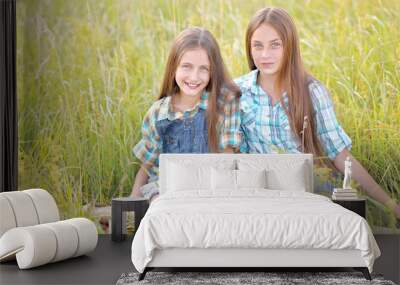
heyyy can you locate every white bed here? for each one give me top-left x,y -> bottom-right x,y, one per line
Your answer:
131,154 -> 380,280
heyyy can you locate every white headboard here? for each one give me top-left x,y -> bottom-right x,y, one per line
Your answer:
159,153 -> 313,194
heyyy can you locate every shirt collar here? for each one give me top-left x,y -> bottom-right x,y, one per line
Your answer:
158,92 -> 208,121
249,69 -> 289,105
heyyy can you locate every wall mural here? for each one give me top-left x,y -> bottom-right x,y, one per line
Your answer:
17,0 -> 400,233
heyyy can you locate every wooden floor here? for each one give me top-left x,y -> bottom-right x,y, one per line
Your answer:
0,234 -> 399,285
0,235 -> 135,285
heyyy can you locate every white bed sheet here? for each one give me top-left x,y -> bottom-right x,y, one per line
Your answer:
131,190 -> 380,273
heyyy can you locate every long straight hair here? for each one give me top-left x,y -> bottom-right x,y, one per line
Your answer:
159,27 -> 240,152
245,7 -> 325,160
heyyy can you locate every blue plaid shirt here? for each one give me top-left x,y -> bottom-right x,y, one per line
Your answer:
133,91 -> 241,179
235,70 -> 352,160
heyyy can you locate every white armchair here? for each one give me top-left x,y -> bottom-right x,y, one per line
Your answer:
0,189 -> 98,269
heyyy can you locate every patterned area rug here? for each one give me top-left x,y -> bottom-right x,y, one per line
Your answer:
116,271 -> 395,285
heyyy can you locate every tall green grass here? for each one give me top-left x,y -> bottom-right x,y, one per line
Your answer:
17,0 -> 400,228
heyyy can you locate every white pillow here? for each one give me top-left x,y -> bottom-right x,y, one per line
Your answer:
211,168 -> 268,191
167,162 -> 211,192
266,162 -> 306,191
211,168 -> 236,190
238,159 -> 307,191
236,169 -> 267,189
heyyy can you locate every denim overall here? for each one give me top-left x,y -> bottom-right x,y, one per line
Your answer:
156,109 -> 208,154
140,109 -> 209,199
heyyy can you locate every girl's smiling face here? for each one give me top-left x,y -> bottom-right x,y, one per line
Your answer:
251,24 -> 284,77
175,48 -> 210,98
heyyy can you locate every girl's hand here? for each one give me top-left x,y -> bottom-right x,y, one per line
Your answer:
149,194 -> 159,204
130,165 -> 149,197
394,203 -> 400,220
130,187 -> 141,198
385,199 -> 400,220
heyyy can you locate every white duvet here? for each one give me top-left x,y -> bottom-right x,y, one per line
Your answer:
131,190 -> 380,273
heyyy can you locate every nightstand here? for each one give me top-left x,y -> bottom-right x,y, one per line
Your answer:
111,197 -> 149,242
332,198 -> 366,218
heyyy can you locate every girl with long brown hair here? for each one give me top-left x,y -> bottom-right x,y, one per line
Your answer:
130,27 -> 241,201
236,7 -> 400,219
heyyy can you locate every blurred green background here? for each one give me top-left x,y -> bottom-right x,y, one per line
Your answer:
16,0 -> 400,231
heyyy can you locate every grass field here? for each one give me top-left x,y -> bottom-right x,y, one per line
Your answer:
16,0 -> 400,229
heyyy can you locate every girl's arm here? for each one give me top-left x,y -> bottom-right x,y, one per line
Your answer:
334,148 -> 400,219
130,100 -> 163,198
219,92 -> 242,153
130,165 -> 149,197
